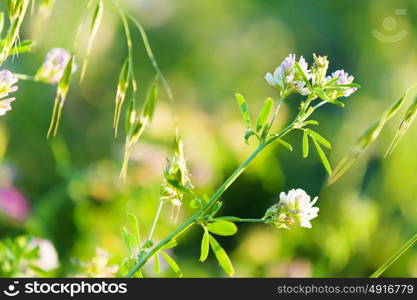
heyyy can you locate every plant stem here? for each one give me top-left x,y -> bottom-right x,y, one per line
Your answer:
147,201 -> 165,242
370,233 -> 417,278
214,216 -> 267,223
13,73 -> 37,81
126,123 -> 294,277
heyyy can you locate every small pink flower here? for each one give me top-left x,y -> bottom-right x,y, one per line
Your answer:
0,187 -> 30,221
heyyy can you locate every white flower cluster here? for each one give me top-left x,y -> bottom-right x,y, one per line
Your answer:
0,70 -> 18,116
265,54 -> 310,96
35,48 -> 77,84
265,53 -> 358,100
265,188 -> 319,229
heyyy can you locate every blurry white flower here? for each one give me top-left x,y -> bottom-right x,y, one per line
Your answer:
35,48 -> 77,84
30,238 -> 59,271
0,70 -> 18,116
265,54 -> 311,96
265,188 -> 319,229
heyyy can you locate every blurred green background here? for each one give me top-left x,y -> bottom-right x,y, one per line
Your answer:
1,0 -> 417,277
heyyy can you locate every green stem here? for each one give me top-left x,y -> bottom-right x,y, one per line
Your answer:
214,216 -> 267,223
370,233 -> 417,278
147,201 -> 165,242
13,73 -> 37,81
126,123 -> 294,277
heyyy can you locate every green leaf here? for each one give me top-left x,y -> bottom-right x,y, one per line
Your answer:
189,198 -> 202,209
1,39 -> 34,55
277,138 -> 293,151
208,234 -> 235,276
160,251 -> 183,278
307,129 -> 331,149
314,88 -> 345,107
127,213 -> 141,248
120,227 -> 136,255
312,138 -> 332,175
207,220 -> 238,236
235,93 -> 251,128
327,83 -> 361,89
200,229 -> 210,262
154,253 -> 160,274
294,62 -> 312,89
244,130 -> 257,145
256,97 -> 274,132
210,201 -> 223,217
304,120 -> 319,126
302,130 -> 309,158
162,239 -> 178,250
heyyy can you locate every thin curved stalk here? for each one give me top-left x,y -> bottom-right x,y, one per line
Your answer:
370,233 -> 417,278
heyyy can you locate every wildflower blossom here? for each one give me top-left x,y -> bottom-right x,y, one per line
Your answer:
0,70 -> 18,116
264,188 -> 319,229
35,48 -> 77,84
30,238 -> 59,271
0,187 -> 30,221
326,70 -> 358,97
265,54 -> 311,96
311,54 -> 329,86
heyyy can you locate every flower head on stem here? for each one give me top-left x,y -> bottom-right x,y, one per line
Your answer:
264,188 -> 319,229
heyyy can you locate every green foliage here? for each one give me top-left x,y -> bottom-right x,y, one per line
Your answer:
206,220 -> 238,236
160,251 -> 182,278
208,234 -> 234,276
199,229 -> 210,262
0,236 -> 48,277
235,93 -> 251,129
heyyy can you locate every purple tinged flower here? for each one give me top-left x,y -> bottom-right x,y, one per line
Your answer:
0,70 -> 18,116
35,48 -> 77,84
0,187 -> 30,221
265,54 -> 311,96
326,70 -> 357,97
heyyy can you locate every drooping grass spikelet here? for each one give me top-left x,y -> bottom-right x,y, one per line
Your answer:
385,95 -> 417,157
119,80 -> 159,181
0,0 -> 31,65
113,58 -> 130,138
47,55 -> 76,138
80,0 -> 103,82
328,91 -> 408,185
